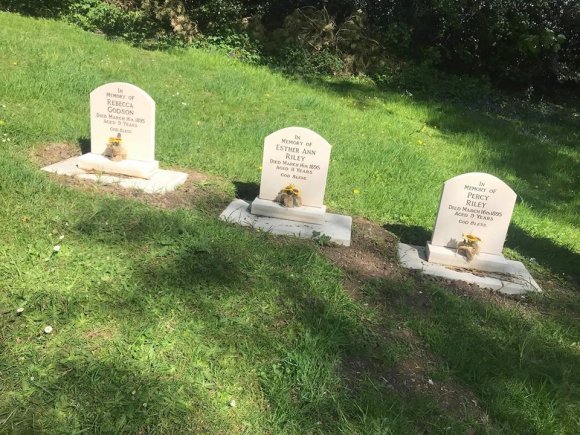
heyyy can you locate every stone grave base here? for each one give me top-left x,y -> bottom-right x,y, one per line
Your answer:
427,243 -> 516,274
399,243 -> 541,295
42,156 -> 187,194
251,197 -> 326,224
220,199 -> 352,246
78,153 -> 159,179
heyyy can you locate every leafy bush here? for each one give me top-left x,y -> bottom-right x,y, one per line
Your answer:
269,44 -> 344,76
2,0 -> 578,87
367,0 -> 580,86
66,0 -> 155,43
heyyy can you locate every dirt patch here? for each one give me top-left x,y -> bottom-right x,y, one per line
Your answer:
320,217 -> 404,299
31,142 -> 82,166
32,143 -> 232,214
320,217 -> 537,311
83,328 -> 115,341
322,217 -> 400,279
342,351 -> 488,425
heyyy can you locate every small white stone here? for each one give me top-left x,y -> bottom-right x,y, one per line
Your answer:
16,307 -> 24,314
53,245 -> 61,252
428,378 -> 434,385
44,326 -> 53,334
229,399 -> 236,408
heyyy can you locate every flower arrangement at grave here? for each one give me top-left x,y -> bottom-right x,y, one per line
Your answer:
275,184 -> 302,208
457,233 -> 482,261
103,133 -> 127,161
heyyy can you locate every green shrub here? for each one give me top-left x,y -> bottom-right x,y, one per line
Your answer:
2,0 -> 577,88
367,0 -> 580,86
269,44 -> 344,76
65,0 -> 155,43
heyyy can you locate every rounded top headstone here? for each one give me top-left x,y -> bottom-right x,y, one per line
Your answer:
430,172 -> 517,255
90,82 -> 156,162
258,127 -> 332,208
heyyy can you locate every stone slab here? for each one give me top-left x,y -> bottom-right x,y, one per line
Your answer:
220,199 -> 352,246
42,156 -> 187,194
398,243 -> 541,295
426,243 -> 517,274
78,153 -> 159,179
251,197 -> 326,224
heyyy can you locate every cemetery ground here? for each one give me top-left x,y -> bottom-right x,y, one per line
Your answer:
0,12 -> 579,434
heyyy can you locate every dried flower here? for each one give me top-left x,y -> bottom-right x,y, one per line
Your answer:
462,233 -> 482,244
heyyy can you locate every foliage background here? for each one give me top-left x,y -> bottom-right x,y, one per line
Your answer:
1,0 -> 578,89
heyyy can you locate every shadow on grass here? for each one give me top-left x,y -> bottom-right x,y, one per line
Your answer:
58,195 -> 579,432
233,180 -> 259,200
383,223 -> 431,246
78,137 -> 90,154
46,360 -> 222,433
304,76 -> 579,231
507,225 -> 580,283
372,278 -> 580,434
64,197 -> 474,431
12,172 -> 580,429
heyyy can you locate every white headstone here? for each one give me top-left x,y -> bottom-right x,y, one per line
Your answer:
431,172 -> 517,255
258,127 -> 331,208
90,82 -> 155,162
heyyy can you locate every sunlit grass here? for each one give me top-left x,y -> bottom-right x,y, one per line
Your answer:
0,11 -> 578,434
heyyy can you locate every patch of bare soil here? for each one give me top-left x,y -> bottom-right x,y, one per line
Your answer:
31,142 -> 82,166
32,143 -> 231,214
320,217 -> 403,298
342,349 -> 489,425
321,217 -> 535,310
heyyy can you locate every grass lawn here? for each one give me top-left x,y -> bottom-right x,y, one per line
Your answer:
1,12 -> 579,434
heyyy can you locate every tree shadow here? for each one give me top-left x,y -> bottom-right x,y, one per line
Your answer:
8,190 -> 576,432
302,76 -> 579,232
233,180 -> 259,200
393,284 -> 580,434
507,225 -> 580,283
15,356 -> 229,432
78,137 -> 90,154
383,223 -> 431,246
77,203 -> 477,431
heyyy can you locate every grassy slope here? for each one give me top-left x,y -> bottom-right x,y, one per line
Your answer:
0,12 -> 579,434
